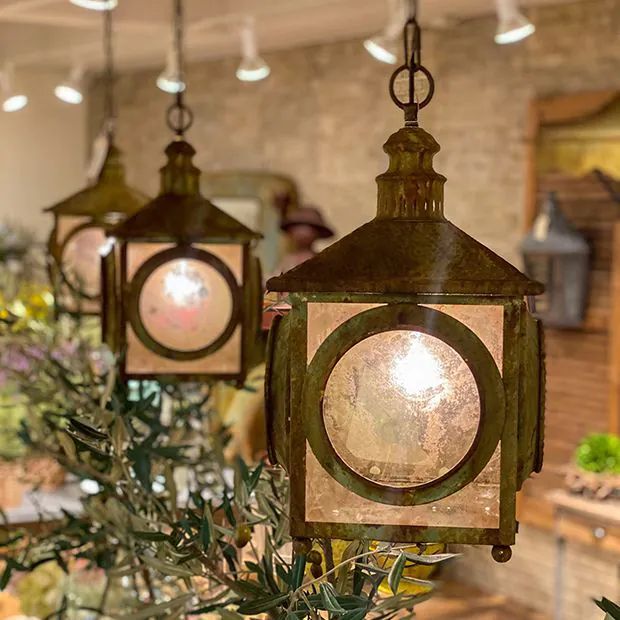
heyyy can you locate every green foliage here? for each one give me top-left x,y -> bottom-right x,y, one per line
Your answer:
0,320 -> 457,618
595,597 -> 620,620
575,433 -> 620,474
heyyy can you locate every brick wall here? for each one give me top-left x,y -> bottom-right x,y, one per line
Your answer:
94,0 -> 620,615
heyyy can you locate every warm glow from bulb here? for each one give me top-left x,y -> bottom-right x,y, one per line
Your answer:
391,334 -> 444,397
164,260 -> 207,307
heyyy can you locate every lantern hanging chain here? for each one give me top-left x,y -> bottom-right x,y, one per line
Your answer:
103,8 -> 115,138
388,0 -> 435,126
167,0 -> 194,137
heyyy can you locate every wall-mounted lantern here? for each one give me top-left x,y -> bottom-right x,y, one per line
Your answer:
46,10 -> 146,317
521,192 -> 589,328
265,4 -> 545,562
101,0 -> 262,385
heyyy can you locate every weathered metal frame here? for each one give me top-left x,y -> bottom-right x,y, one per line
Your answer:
112,240 -> 251,385
51,219 -> 105,302
125,245 -> 242,361
302,303 -> 505,506
46,144 -> 148,318
286,293 -> 524,547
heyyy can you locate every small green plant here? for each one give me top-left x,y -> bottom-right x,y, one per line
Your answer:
575,433 -> 620,475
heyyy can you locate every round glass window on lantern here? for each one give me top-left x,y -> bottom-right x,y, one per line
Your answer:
61,227 -> 108,298
323,330 -> 481,488
138,258 -> 233,353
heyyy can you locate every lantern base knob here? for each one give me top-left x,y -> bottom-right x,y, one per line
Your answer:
491,545 -> 512,563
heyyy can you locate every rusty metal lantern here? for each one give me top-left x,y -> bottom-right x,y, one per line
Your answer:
101,0 -> 262,385
45,10 -> 147,317
521,192 -> 589,328
265,3 -> 545,561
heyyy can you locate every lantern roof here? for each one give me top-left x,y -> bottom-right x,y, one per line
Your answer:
521,192 -> 589,256
45,142 -> 148,223
268,127 -> 543,297
112,138 -> 261,243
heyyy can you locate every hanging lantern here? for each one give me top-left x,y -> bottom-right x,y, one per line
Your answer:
265,3 -> 545,561
45,10 -> 147,317
521,192 -> 589,328
101,0 -> 262,384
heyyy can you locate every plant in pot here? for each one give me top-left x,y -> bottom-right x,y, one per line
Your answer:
566,433 -> 620,500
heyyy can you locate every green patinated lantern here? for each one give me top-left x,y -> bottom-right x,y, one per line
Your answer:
265,6 -> 545,561
101,0 -> 262,385
46,10 -> 147,317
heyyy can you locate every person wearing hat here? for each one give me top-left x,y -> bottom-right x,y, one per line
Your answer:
276,205 -> 334,275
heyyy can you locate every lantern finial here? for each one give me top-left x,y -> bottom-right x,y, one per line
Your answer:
160,139 -> 201,196
97,143 -> 126,184
376,126 -> 446,220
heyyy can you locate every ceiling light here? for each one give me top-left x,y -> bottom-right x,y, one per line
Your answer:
157,38 -> 186,93
363,0 -> 406,64
55,64 -> 85,105
69,0 -> 118,10
236,17 -> 270,82
0,63 -> 28,113
495,0 -> 536,44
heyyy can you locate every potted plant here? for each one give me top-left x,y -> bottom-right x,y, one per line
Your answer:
566,433 -> 620,500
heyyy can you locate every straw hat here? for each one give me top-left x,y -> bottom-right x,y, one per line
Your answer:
280,206 -> 334,239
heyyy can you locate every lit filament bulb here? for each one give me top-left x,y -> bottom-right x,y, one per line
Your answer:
164,260 -> 206,307
391,334 -> 444,398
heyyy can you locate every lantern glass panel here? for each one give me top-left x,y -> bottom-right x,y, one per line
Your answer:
138,258 -> 233,352
62,226 -> 107,298
323,330 -> 480,487
305,301 -> 504,528
305,444 -> 501,528
124,242 -> 243,376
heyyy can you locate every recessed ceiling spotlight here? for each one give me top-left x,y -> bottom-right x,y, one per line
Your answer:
495,0 -> 536,44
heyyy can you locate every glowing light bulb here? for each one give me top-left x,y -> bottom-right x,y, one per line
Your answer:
391,334 -> 444,397
164,260 -> 207,307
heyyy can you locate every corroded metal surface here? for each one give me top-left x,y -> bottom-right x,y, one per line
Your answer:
268,127 -> 543,296
112,140 -> 261,243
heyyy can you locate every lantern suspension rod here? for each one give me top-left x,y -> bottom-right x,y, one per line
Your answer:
166,0 -> 194,137
388,0 -> 434,127
103,7 -> 115,137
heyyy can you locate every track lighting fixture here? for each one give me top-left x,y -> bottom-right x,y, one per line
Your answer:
0,63 -> 27,113
363,0 -> 406,64
55,64 -> 85,105
495,0 -> 536,44
70,0 -> 118,10
236,17 -> 270,82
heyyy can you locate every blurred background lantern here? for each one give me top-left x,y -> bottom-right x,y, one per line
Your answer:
45,9 -> 147,318
265,1 -> 545,562
521,191 -> 590,328
101,0 -> 262,385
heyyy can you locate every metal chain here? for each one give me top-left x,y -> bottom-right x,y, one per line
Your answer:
388,0 -> 434,126
166,0 -> 194,136
103,8 -> 115,137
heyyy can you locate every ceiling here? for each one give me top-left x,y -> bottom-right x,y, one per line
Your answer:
0,0 -> 577,72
